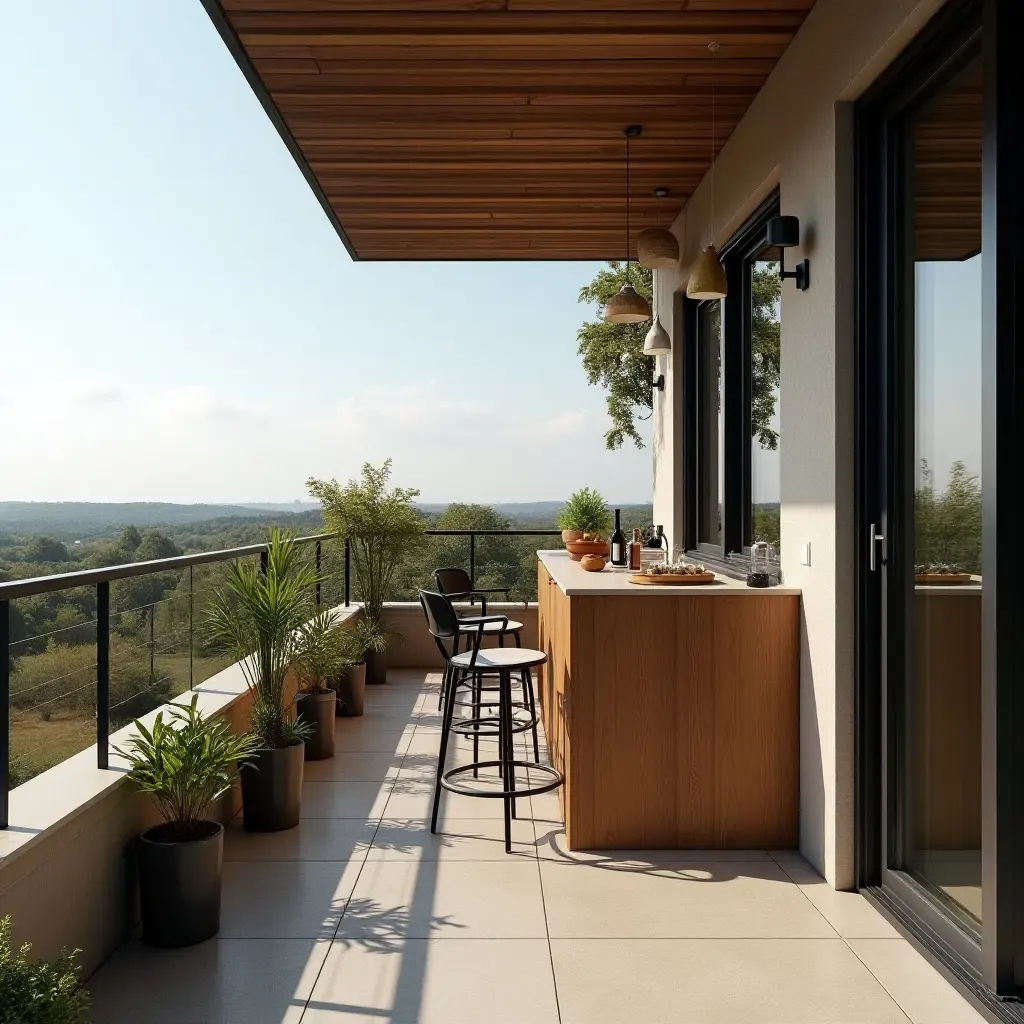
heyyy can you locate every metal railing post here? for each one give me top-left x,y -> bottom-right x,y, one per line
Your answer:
96,583 -> 109,770
148,603 -> 155,679
188,565 -> 194,691
470,533 -> 476,585
1,600 -> 10,827
315,540 -> 322,607
344,539 -> 351,607
260,550 -> 268,575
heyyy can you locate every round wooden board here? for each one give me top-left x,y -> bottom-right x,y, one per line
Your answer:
629,572 -> 717,586
914,573 -> 975,586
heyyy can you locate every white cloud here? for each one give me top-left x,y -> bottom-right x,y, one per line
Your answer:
530,410 -> 588,439
73,384 -> 125,407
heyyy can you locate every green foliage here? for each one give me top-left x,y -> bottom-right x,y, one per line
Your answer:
134,529 -> 183,563
308,460 -> 425,626
0,916 -> 88,1024
115,695 -> 258,838
915,460 -> 982,573
205,530 -> 318,749
577,262 -> 655,450
751,263 -> 782,450
21,537 -> 69,564
435,503 -> 509,532
557,488 -> 612,535
292,609 -> 349,694
335,618 -> 388,666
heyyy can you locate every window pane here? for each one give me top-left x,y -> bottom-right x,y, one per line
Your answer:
751,259 -> 781,553
698,301 -> 723,547
905,54 -> 982,925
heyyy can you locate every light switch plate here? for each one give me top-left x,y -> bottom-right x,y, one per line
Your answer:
800,542 -> 811,567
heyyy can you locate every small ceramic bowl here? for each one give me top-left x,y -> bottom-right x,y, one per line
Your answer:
580,553 -> 607,573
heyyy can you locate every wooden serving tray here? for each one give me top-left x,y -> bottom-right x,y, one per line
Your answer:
629,572 -> 717,586
915,573 -> 975,586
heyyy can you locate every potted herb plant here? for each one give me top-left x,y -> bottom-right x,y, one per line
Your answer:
115,696 -> 258,947
207,529 -> 317,832
291,609 -> 347,760
308,460 -> 425,685
332,619 -> 388,718
0,916 -> 89,1022
558,488 -> 613,558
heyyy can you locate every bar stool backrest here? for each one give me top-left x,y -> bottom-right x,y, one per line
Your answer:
434,567 -> 473,596
419,589 -> 461,641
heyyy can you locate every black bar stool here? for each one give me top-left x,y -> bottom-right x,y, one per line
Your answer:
434,567 -> 509,617
419,590 -> 563,853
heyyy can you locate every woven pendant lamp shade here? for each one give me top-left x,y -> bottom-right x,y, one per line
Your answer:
686,246 -> 728,300
637,227 -> 680,270
605,284 -> 652,324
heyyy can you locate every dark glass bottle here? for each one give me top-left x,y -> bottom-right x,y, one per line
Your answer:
610,509 -> 627,566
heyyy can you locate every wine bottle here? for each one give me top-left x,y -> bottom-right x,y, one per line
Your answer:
610,509 -> 626,566
629,528 -> 642,571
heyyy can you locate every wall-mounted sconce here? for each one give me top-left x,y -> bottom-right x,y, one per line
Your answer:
766,215 -> 810,291
653,374 -> 665,392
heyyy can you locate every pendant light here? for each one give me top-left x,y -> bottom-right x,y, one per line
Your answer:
606,125 -> 652,324
637,189 -> 679,270
687,42 -> 728,301
643,313 -> 671,355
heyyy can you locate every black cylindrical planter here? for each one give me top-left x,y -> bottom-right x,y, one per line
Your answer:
296,691 -> 336,760
335,662 -> 366,717
240,742 -> 304,832
365,647 -> 388,685
138,821 -> 223,948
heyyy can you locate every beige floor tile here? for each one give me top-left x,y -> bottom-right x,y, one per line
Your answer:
304,750 -> 406,782
848,939 -> 987,1023
333,719 -> 415,754
303,938 -> 559,1023
337,859 -> 547,940
551,938 -> 910,1024
224,817 -> 377,862
382,766 -> 532,820
534,824 -> 772,866
771,850 -> 901,938
301,779 -> 393,819
541,859 -> 837,938
221,860 -> 362,938
367,818 -> 538,860
88,938 -> 328,1024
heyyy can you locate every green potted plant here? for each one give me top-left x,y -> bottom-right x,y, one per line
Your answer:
0,916 -> 88,1022
332,618 -> 388,718
291,609 -> 347,760
115,696 -> 258,947
207,529 -> 317,831
558,488 -> 613,559
308,460 -> 425,685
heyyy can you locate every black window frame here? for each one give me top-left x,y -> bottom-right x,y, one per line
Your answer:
683,190 -> 782,569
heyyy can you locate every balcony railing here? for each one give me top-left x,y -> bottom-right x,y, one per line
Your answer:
0,527 -> 560,825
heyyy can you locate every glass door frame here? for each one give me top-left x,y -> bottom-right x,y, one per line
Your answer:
856,0 -> 1024,1003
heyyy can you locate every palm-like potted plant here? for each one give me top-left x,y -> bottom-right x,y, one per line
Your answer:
115,696 -> 258,947
207,529 -> 317,831
332,618 -> 388,717
308,460 -> 425,685
291,609 -> 347,760
558,488 -> 613,559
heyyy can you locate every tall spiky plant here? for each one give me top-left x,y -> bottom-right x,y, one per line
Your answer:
307,460 -> 425,630
206,530 -> 318,749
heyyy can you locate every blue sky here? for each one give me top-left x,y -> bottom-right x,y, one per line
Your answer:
0,2 -> 652,504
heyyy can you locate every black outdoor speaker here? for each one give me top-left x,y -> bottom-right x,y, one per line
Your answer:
767,215 -> 800,249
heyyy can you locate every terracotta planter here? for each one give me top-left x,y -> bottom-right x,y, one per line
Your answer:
365,647 -> 388,685
296,691 -> 336,760
334,662 -> 366,717
138,821 -> 223,948
565,539 -> 610,562
561,529 -> 584,545
240,742 -> 304,832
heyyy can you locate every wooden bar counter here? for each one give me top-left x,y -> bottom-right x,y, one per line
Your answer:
536,551 -> 801,851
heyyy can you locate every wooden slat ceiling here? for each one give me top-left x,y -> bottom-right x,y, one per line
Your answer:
207,1 -> 819,260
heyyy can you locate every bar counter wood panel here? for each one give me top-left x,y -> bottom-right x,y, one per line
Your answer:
537,560 -> 800,850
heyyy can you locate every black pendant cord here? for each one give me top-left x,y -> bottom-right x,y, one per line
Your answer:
625,129 -> 631,285
709,41 -> 719,247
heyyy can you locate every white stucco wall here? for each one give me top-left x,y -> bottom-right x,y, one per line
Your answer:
651,0 -> 949,888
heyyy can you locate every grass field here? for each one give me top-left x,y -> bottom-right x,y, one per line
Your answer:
9,650 -> 237,787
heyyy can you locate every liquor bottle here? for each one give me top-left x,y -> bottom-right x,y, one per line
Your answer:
629,528 -> 642,571
610,509 -> 627,566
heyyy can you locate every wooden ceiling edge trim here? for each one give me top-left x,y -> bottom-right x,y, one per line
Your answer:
200,0 -> 362,261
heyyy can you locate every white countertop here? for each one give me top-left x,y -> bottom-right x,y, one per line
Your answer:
538,550 -> 801,597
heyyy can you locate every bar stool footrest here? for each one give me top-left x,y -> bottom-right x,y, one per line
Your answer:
451,706 -> 536,737
441,760 -> 563,799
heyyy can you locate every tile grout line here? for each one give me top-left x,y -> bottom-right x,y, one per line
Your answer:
296,682 -> 434,1023
766,850 -> 916,1024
